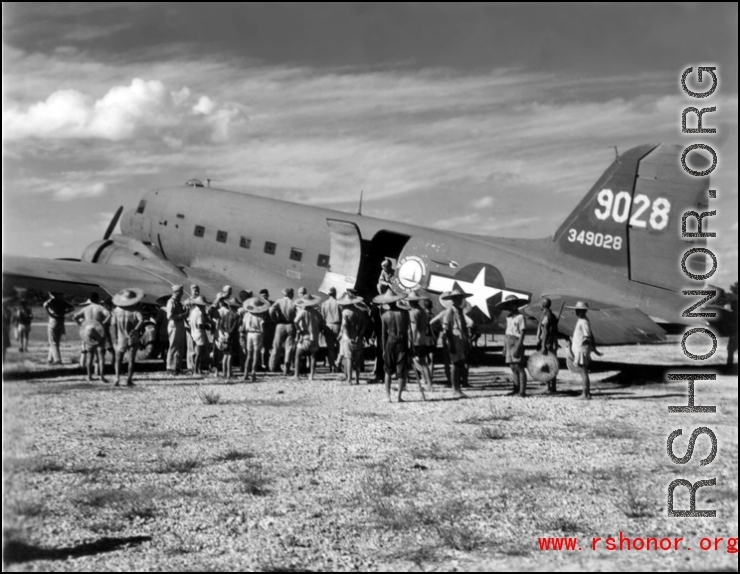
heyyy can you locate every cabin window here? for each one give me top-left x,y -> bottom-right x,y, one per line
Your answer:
194,225 -> 205,238
216,230 -> 228,243
289,248 -> 303,262
317,254 -> 330,268
264,241 -> 277,255
136,200 -> 147,214
176,213 -> 185,219
240,236 -> 251,249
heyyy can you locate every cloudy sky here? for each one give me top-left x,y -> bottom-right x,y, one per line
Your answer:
3,2 -> 738,285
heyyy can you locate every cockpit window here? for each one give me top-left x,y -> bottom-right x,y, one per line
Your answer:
136,200 -> 147,214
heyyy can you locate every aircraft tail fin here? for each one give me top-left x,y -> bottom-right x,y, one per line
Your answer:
553,143 -> 710,291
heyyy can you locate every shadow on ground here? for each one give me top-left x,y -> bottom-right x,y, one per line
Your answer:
3,535 -> 151,565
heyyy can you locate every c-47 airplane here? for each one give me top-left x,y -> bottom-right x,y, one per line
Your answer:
3,143 -> 722,345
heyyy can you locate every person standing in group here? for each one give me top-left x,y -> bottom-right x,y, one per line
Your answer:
236,289 -> 252,371
269,287 -> 297,375
421,298 -> 436,376
294,294 -> 325,382
188,295 -> 210,376
165,285 -> 188,375
536,297 -> 560,392
72,292 -> 111,383
375,290 -> 423,402
111,288 -> 146,387
258,289 -> 274,371
242,297 -> 269,382
338,293 -> 363,384
568,301 -> 601,400
216,297 -> 241,380
2,297 -> 13,364
16,298 -> 33,354
498,295 -> 527,397
185,284 -> 200,371
43,292 -> 75,365
440,288 -> 473,399
320,287 -> 341,373
406,292 -> 434,392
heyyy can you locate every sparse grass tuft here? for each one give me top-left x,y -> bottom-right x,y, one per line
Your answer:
621,478 -> 654,518
520,471 -> 551,488
215,449 -> 256,463
592,424 -> 639,440
458,401 -> 513,425
156,455 -> 201,474
548,516 -> 586,534
5,457 -> 66,474
199,390 -> 222,405
419,500 -> 485,551
236,463 -> 269,496
408,442 -> 458,461
479,426 -> 505,440
7,499 -> 45,517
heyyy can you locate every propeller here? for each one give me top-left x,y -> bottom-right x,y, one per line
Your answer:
103,206 -> 124,240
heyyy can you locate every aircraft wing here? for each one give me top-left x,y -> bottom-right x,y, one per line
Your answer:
522,295 -> 667,345
2,255 -> 189,304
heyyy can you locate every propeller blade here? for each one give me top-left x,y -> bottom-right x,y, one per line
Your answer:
103,206 -> 124,240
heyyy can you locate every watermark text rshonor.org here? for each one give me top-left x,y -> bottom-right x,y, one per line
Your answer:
667,65 -> 722,518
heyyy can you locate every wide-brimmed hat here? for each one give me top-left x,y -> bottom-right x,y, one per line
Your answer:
223,297 -> 242,309
441,288 -> 473,301
406,291 -> 430,302
112,288 -> 144,307
345,288 -> 358,297
566,301 -> 590,311
296,294 -> 322,307
244,297 -> 270,313
338,295 -> 363,306
189,295 -> 209,307
372,291 -> 408,305
527,351 -> 560,383
495,294 -> 529,310
79,319 -> 105,345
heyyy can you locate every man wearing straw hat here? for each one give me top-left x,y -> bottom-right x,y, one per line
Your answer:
567,301 -> 601,400
374,290 -> 425,402
188,294 -> 211,376
73,292 -> 111,383
497,294 -> 528,397
338,293 -> 364,384
242,297 -> 269,382
269,287 -> 297,375
258,289 -> 274,371
320,287 -> 341,373
215,297 -> 241,379
440,288 -> 474,399
165,285 -> 188,375
377,258 -> 395,295
406,291 -> 434,392
294,294 -> 325,382
111,288 -> 146,386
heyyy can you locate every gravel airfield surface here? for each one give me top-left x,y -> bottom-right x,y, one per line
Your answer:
3,327 -> 738,571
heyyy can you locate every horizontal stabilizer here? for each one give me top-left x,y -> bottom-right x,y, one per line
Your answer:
523,296 -> 666,345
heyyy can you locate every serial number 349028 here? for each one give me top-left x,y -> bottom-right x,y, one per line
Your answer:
568,229 -> 623,250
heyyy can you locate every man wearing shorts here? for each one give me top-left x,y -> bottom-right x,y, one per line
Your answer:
73,292 -> 111,383
499,295 -> 527,397
294,294 -> 324,381
568,301 -> 601,400
242,297 -> 269,382
111,288 -> 146,386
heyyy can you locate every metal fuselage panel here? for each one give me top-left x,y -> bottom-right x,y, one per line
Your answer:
120,186 -> 688,324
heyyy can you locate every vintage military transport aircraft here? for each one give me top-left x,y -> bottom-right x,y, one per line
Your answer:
3,143 -> 722,344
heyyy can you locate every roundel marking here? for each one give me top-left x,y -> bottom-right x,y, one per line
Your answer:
396,256 -> 426,292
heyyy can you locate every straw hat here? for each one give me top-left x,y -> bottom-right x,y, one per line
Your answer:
296,294 -> 322,307
527,351 -> 559,383
79,319 -> 105,346
495,294 -> 528,310
566,301 -> 590,311
112,288 -> 144,307
244,297 -> 270,314
338,295 -> 363,306
440,287 -> 473,301
372,291 -> 408,305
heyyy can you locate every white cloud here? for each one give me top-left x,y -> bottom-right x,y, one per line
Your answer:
473,197 -> 494,209
3,78 -> 241,143
54,182 -> 106,201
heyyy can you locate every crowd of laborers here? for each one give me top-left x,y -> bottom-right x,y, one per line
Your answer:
2,258 -> 612,402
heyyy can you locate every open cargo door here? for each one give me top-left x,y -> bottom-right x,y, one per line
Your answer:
318,219 -> 363,295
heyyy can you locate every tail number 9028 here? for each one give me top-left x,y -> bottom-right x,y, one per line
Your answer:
594,189 -> 671,230
568,229 -> 622,250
